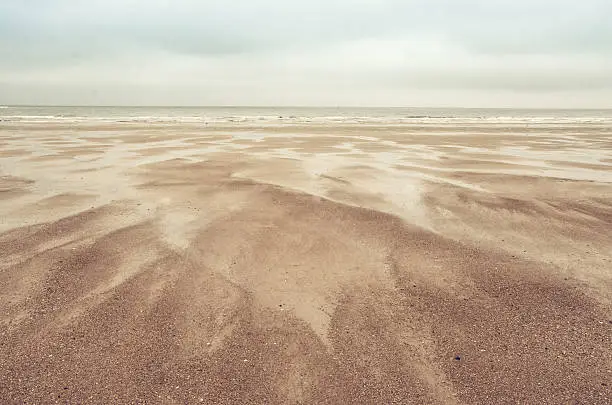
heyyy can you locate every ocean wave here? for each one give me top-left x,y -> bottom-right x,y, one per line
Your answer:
1,114 -> 611,125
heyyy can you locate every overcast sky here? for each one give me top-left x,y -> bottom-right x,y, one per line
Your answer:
1,0 -> 611,107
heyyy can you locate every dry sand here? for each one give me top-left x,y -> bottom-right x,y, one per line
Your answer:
0,121 -> 611,404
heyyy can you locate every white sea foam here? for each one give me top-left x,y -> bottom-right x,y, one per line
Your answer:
1,107 -> 611,126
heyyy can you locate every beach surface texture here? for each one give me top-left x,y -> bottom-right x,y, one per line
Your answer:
1,107 -> 611,404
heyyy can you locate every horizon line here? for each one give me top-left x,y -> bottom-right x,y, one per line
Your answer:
2,104 -> 612,110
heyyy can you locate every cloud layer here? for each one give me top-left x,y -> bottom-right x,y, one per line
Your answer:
1,0 -> 611,106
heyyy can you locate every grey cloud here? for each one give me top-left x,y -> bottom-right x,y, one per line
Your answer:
1,0 -> 611,106
4,1 -> 611,57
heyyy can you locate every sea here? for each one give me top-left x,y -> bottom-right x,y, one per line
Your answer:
1,106 -> 611,125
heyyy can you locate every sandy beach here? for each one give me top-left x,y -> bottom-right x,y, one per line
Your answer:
1,118 -> 611,404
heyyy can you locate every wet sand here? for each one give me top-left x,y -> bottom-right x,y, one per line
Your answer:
1,121 -> 611,404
